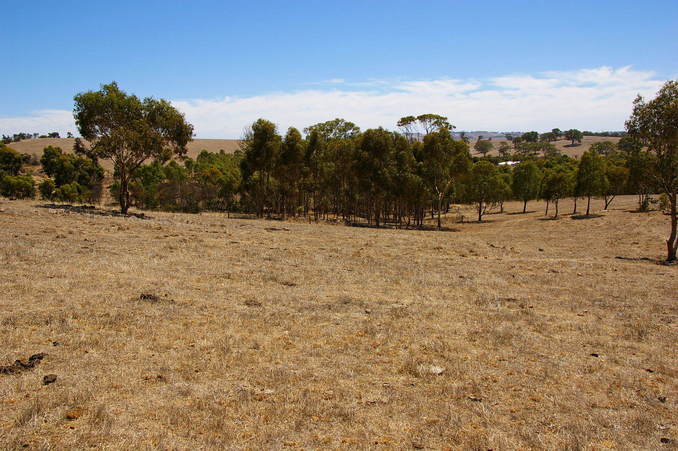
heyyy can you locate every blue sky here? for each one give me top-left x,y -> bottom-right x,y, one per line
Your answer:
1,0 -> 677,137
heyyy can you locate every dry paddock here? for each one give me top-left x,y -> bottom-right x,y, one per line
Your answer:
0,196 -> 676,450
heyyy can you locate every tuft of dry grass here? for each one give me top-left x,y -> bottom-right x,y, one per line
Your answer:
0,195 -> 676,449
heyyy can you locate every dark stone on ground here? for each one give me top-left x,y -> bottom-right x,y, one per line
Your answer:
0,353 -> 48,375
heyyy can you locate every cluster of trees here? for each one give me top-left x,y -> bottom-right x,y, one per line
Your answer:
38,145 -> 105,203
119,150 -> 241,213
504,128 -> 584,150
235,116 -> 666,225
0,142 -> 105,201
582,131 -> 627,137
407,127 -> 592,158
17,125 -> 659,231
1,131 -> 72,144
6,80 -> 671,261
239,116 -> 473,228
0,144 -> 35,198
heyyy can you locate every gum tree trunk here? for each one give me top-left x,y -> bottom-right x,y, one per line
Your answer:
667,193 -> 677,262
119,174 -> 129,215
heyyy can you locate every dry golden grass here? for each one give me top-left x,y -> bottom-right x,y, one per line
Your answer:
0,195 -> 676,450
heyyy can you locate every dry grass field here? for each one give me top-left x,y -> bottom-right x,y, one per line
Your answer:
0,195 -> 676,450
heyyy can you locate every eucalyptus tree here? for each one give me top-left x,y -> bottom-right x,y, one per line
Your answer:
589,140 -> 617,156
564,129 -> 583,145
461,160 -> 510,221
240,119 -> 282,217
540,132 -> 557,142
275,127 -> 307,218
391,133 -> 424,226
317,134 -> 359,220
512,160 -> 542,213
0,144 -> 25,176
420,127 -> 471,228
498,141 -> 511,157
521,131 -> 539,143
542,167 -> 574,218
304,118 -> 360,141
602,165 -> 629,210
73,82 -> 194,214
354,128 -> 395,226
625,149 -> 655,211
576,150 -> 608,216
626,80 -> 678,261
397,114 -> 452,141
474,139 -> 493,157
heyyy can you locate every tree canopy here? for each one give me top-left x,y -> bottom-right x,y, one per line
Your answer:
512,160 -> 542,213
303,118 -> 360,141
461,160 -> 510,221
564,129 -> 584,145
73,81 -> 194,213
626,80 -> 678,261
474,139 -> 493,156
397,114 -> 452,140
576,150 -> 608,216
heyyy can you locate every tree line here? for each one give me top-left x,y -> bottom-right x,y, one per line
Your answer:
0,115 -> 667,226
2,131 -> 73,144
0,81 -> 675,261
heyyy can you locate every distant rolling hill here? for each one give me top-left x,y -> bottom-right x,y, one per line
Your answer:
8,135 -> 622,170
8,138 -> 242,171
469,135 -> 621,158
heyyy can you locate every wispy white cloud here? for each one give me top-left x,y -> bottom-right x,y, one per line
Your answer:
0,109 -> 75,137
0,66 -> 667,139
324,78 -> 346,84
395,79 -> 482,95
175,66 -> 664,137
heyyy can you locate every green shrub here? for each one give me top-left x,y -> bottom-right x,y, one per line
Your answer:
658,193 -> 670,214
0,145 -> 25,176
40,146 -> 104,200
53,182 -> 88,203
129,162 -> 165,209
0,175 -> 36,199
39,178 -> 56,200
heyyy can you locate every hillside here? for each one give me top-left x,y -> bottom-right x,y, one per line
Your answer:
7,135 -> 621,167
469,135 -> 621,158
1,196 -> 675,449
7,138 -> 242,170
